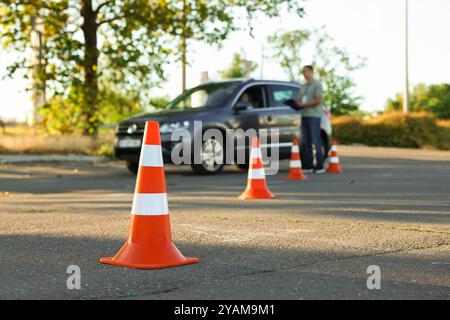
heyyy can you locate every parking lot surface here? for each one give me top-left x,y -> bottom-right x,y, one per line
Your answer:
0,146 -> 449,299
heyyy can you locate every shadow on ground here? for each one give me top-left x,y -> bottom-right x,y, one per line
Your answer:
1,157 -> 450,226
0,233 -> 448,300
0,156 -> 449,194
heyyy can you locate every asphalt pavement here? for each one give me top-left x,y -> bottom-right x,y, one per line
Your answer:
0,146 -> 449,300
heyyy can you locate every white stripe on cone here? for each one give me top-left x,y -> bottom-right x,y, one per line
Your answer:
330,157 -> 339,164
331,145 -> 337,152
292,146 -> 299,153
248,168 -> 265,180
290,160 -> 302,168
131,193 -> 169,215
139,145 -> 164,167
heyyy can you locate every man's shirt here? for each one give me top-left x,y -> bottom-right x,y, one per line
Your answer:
296,79 -> 324,118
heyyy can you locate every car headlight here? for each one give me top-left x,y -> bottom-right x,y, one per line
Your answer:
160,121 -> 190,133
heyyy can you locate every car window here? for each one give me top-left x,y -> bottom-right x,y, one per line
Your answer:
167,81 -> 241,110
236,85 -> 266,109
269,85 -> 300,107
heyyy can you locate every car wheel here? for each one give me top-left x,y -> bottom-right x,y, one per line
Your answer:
191,137 -> 225,175
126,161 -> 139,175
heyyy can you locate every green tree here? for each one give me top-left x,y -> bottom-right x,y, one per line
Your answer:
1,0 -> 303,135
268,30 -> 310,81
150,95 -> 171,110
386,93 -> 403,112
386,83 -> 450,119
220,52 -> 258,79
39,83 -> 143,134
268,28 -> 366,116
96,84 -> 143,124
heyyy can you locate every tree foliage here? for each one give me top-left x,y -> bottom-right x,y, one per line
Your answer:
0,0 -> 304,135
386,83 -> 450,119
149,95 -> 171,110
220,52 -> 258,79
268,28 -> 366,116
39,83 -> 143,134
267,30 -> 310,81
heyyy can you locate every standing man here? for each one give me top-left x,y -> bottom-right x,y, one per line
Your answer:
296,65 -> 325,174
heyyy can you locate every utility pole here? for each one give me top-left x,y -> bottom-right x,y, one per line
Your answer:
403,0 -> 410,113
199,71 -> 209,84
30,15 -> 46,130
181,0 -> 187,93
181,37 -> 186,93
260,44 -> 264,79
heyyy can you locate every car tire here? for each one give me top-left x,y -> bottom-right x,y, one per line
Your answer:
191,136 -> 225,175
126,161 -> 139,175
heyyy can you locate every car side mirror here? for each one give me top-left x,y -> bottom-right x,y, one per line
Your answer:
234,101 -> 251,112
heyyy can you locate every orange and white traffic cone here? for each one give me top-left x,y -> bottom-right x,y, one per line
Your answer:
239,136 -> 275,200
100,121 -> 199,269
286,139 -> 307,180
327,140 -> 343,174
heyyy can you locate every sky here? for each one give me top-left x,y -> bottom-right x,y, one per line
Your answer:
1,0 -> 450,122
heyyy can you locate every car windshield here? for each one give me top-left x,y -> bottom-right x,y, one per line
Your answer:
166,82 -> 241,110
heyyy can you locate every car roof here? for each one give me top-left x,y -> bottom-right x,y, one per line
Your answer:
201,78 -> 300,87
244,79 -> 300,86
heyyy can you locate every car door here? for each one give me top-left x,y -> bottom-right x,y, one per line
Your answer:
230,84 -> 267,162
261,84 -> 301,151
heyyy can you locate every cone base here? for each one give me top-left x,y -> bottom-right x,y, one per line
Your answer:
286,172 -> 307,180
100,242 -> 199,270
327,166 -> 343,174
100,256 -> 199,270
239,187 -> 275,200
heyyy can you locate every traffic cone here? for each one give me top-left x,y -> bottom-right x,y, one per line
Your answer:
239,136 -> 275,200
100,121 -> 199,269
327,140 -> 343,174
286,139 -> 307,180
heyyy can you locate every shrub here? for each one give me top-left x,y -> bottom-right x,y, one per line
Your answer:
39,95 -> 85,135
437,119 -> 450,128
331,115 -> 364,143
331,112 -> 450,150
437,120 -> 450,150
39,85 -> 143,135
364,112 -> 439,148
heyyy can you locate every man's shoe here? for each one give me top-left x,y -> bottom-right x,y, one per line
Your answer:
302,168 -> 314,174
314,168 -> 326,174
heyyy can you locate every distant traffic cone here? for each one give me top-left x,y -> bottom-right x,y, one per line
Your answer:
327,141 -> 343,174
286,139 -> 307,180
100,121 -> 199,269
239,136 -> 275,200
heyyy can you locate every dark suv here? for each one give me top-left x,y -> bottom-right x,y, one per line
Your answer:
115,79 -> 332,174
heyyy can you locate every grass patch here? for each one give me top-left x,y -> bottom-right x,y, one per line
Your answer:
0,125 -> 115,157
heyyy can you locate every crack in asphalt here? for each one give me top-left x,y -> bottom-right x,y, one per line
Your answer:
132,241 -> 449,299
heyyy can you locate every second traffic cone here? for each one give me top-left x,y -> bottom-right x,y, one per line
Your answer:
327,140 -> 343,174
100,121 -> 199,269
286,139 -> 307,180
239,136 -> 275,200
